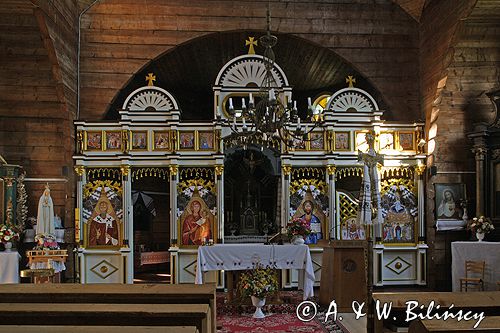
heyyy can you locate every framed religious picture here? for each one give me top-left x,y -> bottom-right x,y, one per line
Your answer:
131,131 -> 148,150
434,183 -> 466,222
179,131 -> 195,150
334,132 -> 350,151
198,131 -> 214,150
355,131 -> 369,152
398,132 -> 415,151
379,132 -> 394,150
292,137 -> 306,150
86,131 -> 103,150
105,131 -> 122,151
309,132 -> 325,150
153,131 -> 169,150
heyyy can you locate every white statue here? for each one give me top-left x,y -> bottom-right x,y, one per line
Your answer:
36,184 -> 55,236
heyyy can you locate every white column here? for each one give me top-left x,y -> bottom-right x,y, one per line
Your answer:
75,166 -> 86,244
327,165 -> 336,239
281,165 -> 291,231
416,165 -> 425,239
215,165 -> 224,243
121,165 -> 133,284
169,165 -> 179,245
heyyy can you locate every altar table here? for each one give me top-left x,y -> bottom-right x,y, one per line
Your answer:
451,241 -> 500,291
0,251 -> 20,283
195,244 -> 315,299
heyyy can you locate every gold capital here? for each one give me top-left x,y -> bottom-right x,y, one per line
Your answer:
326,165 -> 336,175
145,73 -> 156,86
120,165 -> 130,176
245,37 -> 258,55
74,166 -> 85,177
169,165 -> 178,175
282,164 -> 292,176
215,165 -> 224,176
415,165 -> 426,176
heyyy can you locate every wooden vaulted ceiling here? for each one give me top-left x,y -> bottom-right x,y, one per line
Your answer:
107,31 -> 381,120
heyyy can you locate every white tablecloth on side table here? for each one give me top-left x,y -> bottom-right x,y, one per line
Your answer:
451,241 -> 500,291
195,244 -> 315,300
0,251 -> 21,283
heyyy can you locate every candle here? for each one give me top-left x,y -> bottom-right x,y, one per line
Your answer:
242,98 -> 246,109
308,97 -> 312,107
249,93 -> 254,105
229,97 -> 234,109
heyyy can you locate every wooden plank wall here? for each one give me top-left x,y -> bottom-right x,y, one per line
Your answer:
0,0 -> 78,272
420,0 -> 500,290
79,0 -> 420,122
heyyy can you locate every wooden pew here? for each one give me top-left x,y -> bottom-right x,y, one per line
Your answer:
0,303 -> 209,333
0,326 -> 199,333
372,291 -> 500,333
0,284 -> 216,333
409,316 -> 500,332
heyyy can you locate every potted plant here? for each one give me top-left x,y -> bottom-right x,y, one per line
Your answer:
0,224 -> 21,251
467,216 -> 495,241
237,263 -> 279,318
286,217 -> 311,245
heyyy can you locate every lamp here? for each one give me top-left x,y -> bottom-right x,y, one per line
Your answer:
223,6 -> 324,150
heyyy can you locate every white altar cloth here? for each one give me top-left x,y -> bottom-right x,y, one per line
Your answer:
451,241 -> 500,291
0,251 -> 20,283
196,244 -> 315,300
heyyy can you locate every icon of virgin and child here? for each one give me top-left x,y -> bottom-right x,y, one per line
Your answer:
293,193 -> 326,244
181,196 -> 214,246
87,192 -> 121,247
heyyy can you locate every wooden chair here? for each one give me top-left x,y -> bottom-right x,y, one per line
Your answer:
459,260 -> 485,291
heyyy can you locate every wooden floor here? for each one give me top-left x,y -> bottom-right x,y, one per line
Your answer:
338,313 -> 366,333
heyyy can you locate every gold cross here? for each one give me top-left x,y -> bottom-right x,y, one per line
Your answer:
145,73 -> 156,86
346,75 -> 356,87
245,37 -> 258,55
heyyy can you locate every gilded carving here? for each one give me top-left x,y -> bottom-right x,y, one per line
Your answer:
120,165 -> 130,177
169,165 -> 179,175
74,166 -> 85,177
215,165 -> 224,176
282,164 -> 292,176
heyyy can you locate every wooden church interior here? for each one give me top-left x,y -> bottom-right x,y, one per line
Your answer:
0,0 -> 499,332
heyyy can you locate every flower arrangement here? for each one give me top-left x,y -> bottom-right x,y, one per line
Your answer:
34,233 -> 59,250
467,216 -> 495,234
0,224 -> 20,244
237,264 -> 279,299
286,217 -> 311,239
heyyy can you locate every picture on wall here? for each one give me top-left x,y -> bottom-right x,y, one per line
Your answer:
334,132 -> 350,150
198,131 -> 214,150
105,131 -> 122,150
380,183 -> 417,244
399,132 -> 415,151
289,168 -> 329,245
434,183 -> 466,220
86,131 -> 102,150
177,168 -> 217,247
292,137 -> 306,150
379,132 -> 394,150
179,131 -> 195,150
82,180 -> 123,248
153,131 -> 169,150
309,132 -> 324,150
132,131 -> 148,150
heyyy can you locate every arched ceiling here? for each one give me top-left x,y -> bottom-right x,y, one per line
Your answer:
107,31 -> 385,120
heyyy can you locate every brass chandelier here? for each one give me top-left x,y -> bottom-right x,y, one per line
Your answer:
222,8 -> 324,150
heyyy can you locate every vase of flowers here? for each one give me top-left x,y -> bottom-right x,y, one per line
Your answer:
286,217 -> 311,245
34,233 -> 59,251
467,216 -> 494,242
0,224 -> 20,251
237,263 -> 279,319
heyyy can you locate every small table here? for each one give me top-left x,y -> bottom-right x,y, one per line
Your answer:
195,244 -> 315,300
26,250 -> 68,283
451,241 -> 500,291
0,251 -> 20,283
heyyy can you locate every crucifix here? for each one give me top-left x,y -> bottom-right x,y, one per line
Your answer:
145,73 -> 156,86
245,37 -> 258,55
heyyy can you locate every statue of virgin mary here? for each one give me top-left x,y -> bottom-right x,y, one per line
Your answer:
36,184 -> 55,236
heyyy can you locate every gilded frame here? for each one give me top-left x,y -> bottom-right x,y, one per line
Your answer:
153,131 -> 170,151
131,131 -> 149,151
334,131 -> 351,151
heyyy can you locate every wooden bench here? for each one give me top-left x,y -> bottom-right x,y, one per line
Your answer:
372,292 -> 500,333
0,303 -> 209,333
0,326 -> 199,333
409,316 -> 500,332
0,284 -> 216,333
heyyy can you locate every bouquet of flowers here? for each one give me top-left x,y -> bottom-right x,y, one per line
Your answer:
0,224 -> 20,244
467,216 -> 495,234
34,233 -> 59,250
286,217 -> 311,239
237,263 -> 279,299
